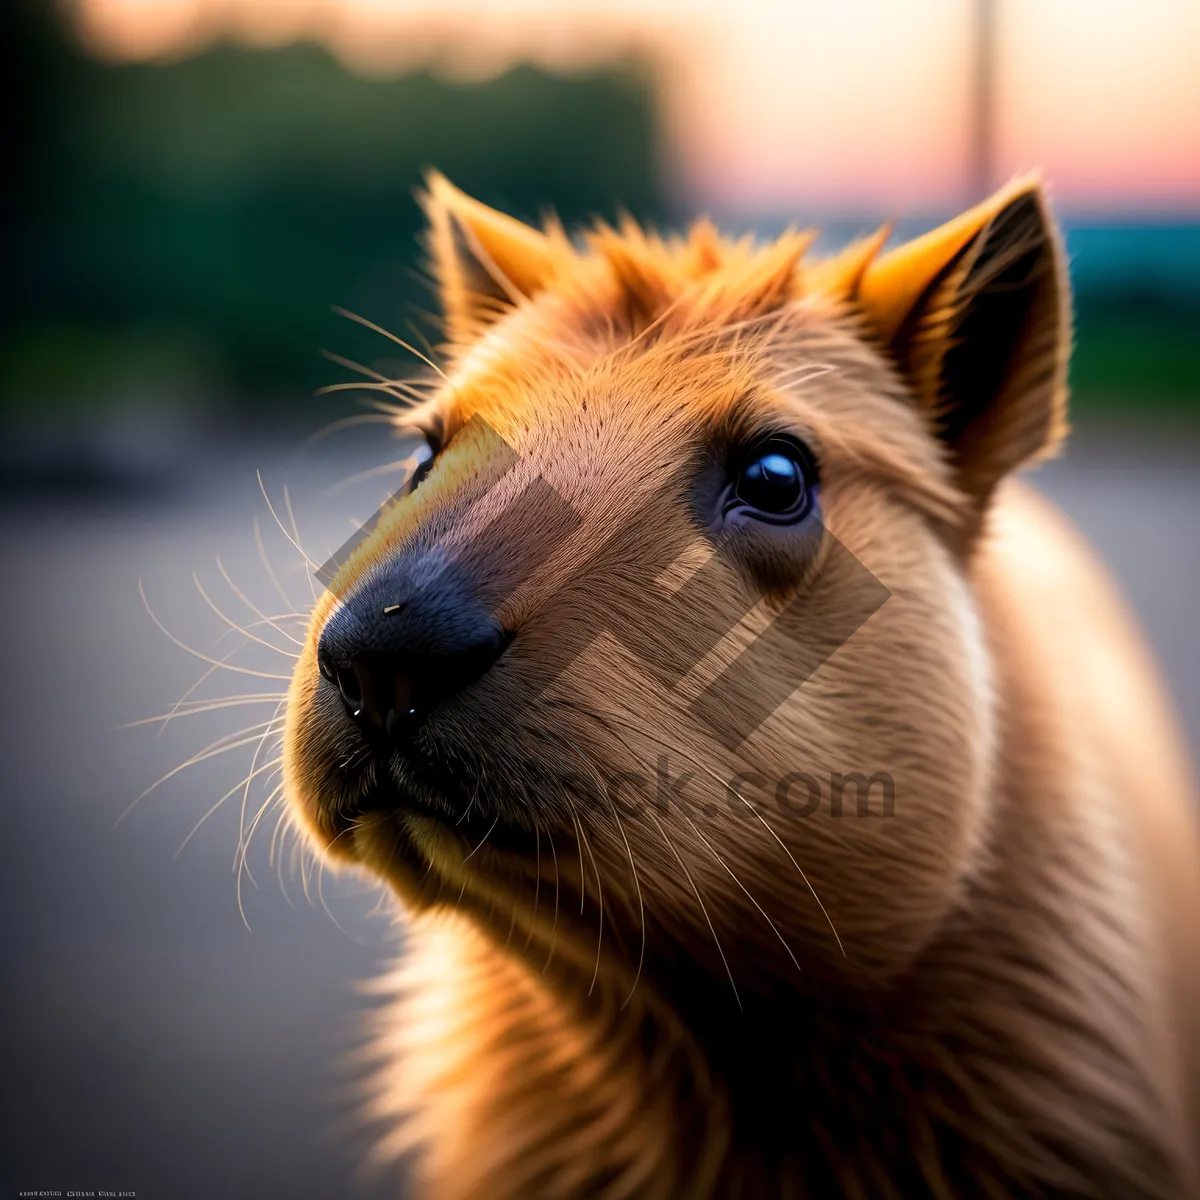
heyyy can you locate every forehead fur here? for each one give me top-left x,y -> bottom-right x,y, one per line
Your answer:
439,208 -> 869,356
407,214 -> 962,525
415,171 -> 1067,541
319,227 -> 964,622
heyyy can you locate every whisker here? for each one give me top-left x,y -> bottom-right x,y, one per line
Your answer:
542,830 -> 560,974
237,780 -> 287,931
117,719 -> 285,826
402,320 -> 448,382
220,614 -> 309,637
566,798 -> 605,998
192,573 -> 300,660
298,411 -> 404,449
235,698 -> 289,885
455,776 -> 481,828
646,807 -> 741,1012
299,838 -> 316,908
140,580 -> 292,682
255,516 -> 298,614
546,730 -> 646,1008
316,856 -> 353,938
609,804 -> 644,1006
723,783 -> 845,959
256,472 -> 321,574
313,380 -> 407,401
282,484 -> 319,605
333,306 -> 449,381
556,696 -> 844,958
238,781 -> 286,886
326,455 -> 419,498
154,640 -> 247,737
216,556 -> 306,648
315,377 -> 438,410
524,824 -> 541,950
572,810 -> 587,915
269,804 -> 290,869
359,395 -> 419,418
675,807 -> 802,976
119,694 -> 289,729
174,758 -> 282,861
271,810 -> 298,909
460,815 -> 500,864
318,351 -> 416,405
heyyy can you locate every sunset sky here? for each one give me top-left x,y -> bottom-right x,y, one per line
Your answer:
71,0 -> 1200,214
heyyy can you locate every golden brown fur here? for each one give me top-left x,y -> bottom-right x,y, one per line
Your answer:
282,173 -> 1200,1197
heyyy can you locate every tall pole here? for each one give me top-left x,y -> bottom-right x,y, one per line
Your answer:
970,0 -> 996,202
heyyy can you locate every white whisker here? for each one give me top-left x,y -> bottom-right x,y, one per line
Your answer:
332,306 -> 449,382
646,807 -> 741,1012
192,572 -> 300,660
174,758 -> 282,861
216,556 -> 306,648
140,580 -> 292,682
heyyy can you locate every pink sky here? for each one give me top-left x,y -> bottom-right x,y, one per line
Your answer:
72,0 -> 1200,213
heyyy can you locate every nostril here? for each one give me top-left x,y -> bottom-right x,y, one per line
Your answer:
335,665 -> 364,716
316,573 -> 512,743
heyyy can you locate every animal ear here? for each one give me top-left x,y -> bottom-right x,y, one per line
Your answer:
857,176 -> 1071,523
421,172 -> 563,345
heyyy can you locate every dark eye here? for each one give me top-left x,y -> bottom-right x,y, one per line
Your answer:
403,437 -> 438,496
726,436 -> 817,524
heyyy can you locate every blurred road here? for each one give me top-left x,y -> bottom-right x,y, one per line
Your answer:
1,421 -> 1197,1200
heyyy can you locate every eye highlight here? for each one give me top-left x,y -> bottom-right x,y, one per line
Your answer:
403,436 -> 438,496
723,435 -> 818,526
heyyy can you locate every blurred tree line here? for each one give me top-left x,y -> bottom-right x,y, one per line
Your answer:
1065,224 -> 1200,409
0,0 -> 666,419
1,0 -> 1195,423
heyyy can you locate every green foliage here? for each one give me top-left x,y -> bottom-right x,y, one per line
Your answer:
3,7 -> 665,412
2,2 -> 1195,420
1066,225 -> 1200,412
1072,309 -> 1200,411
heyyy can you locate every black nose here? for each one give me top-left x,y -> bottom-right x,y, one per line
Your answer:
316,554 -> 509,743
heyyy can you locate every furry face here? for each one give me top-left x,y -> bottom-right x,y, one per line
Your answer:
283,174 -> 1068,1003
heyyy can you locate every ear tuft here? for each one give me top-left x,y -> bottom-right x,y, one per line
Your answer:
735,230 -> 816,316
802,224 -> 890,301
420,172 -> 564,345
696,229 -> 815,323
857,176 -> 1071,528
683,218 -> 724,277
589,218 -> 682,326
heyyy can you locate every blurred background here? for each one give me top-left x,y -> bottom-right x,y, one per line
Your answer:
2,1 -> 1197,1197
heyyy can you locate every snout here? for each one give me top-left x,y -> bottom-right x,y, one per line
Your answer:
316,552 -> 510,749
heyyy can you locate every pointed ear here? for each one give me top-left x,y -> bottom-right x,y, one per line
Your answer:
857,176 -> 1071,526
421,172 -> 563,344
